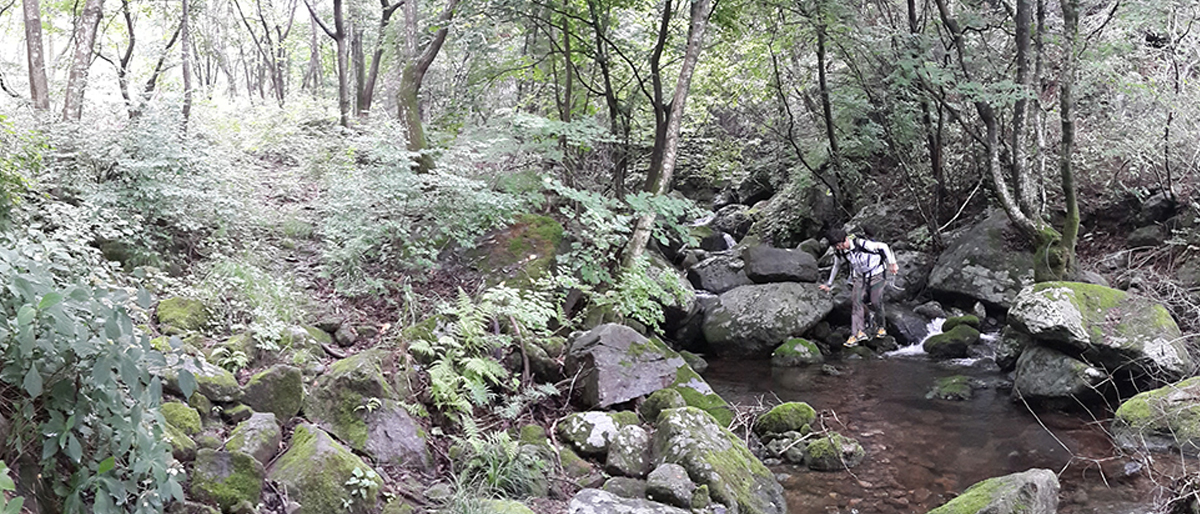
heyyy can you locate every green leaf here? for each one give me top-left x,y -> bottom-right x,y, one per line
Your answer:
65,434 -> 82,463
3,498 -> 24,514
97,456 -> 116,474
177,368 -> 197,400
37,292 -> 63,310
16,305 -> 35,327
137,288 -> 153,309
23,366 -> 42,398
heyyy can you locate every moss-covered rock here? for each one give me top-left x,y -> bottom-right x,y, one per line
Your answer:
557,411 -> 636,458
152,354 -> 242,403
668,365 -> 734,427
1008,282 -> 1190,379
164,421 -> 198,462
771,338 -> 824,367
558,445 -> 604,488
471,213 -> 564,289
1112,376 -> 1200,455
927,375 -> 977,401
652,407 -> 785,514
156,297 -> 210,333
226,413 -> 282,466
605,425 -> 652,478
804,432 -> 865,471
942,315 -> 981,332
640,388 -> 687,422
927,468 -> 1059,514
162,401 -> 202,436
268,424 -> 382,514
923,324 -> 981,360
477,499 -> 536,514
242,365 -> 305,421
753,402 -> 816,436
189,449 -> 265,513
927,209 -> 1035,309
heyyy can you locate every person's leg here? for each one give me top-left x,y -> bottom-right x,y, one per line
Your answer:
850,275 -> 866,337
869,277 -> 886,336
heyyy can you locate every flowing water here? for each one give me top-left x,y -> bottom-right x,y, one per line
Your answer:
703,350 -> 1174,514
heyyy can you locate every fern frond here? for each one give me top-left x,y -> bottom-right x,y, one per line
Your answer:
463,356 -> 509,385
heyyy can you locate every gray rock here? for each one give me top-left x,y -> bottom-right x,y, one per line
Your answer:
646,463 -> 696,508
700,232 -> 736,252
886,250 -> 934,303
764,433 -> 807,464
710,204 -> 754,239
648,252 -> 699,334
771,338 -> 824,367
702,282 -> 835,357
602,477 -> 649,499
242,365 -> 305,421
688,253 -> 753,294
268,424 -> 381,514
1140,192 -> 1178,224
558,411 -> 635,458
1112,376 -> 1200,455
226,413 -> 282,466
995,326 -> 1032,372
568,488 -> 691,514
796,238 -> 823,258
922,324 -> 980,360
742,244 -> 819,283
927,468 -> 1059,514
913,301 -> 946,319
334,324 -> 359,347
565,324 -> 692,409
928,209 -> 1035,309
606,425 -> 652,478
1013,345 -> 1106,406
885,306 -> 931,347
151,354 -> 242,403
679,351 -> 708,374
804,432 -> 865,471
1008,282 -> 1191,380
190,450 -> 266,513
652,407 -> 785,514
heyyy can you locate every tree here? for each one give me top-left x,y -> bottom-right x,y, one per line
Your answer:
624,0 -> 713,265
233,0 -> 298,105
62,0 -> 106,121
399,0 -> 460,173
304,0 -> 351,126
1054,0 -> 1080,279
359,0 -> 404,116
22,0 -> 49,109
95,0 -> 184,119
183,0 -> 194,131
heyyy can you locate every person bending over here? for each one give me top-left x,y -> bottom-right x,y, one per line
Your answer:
818,228 -> 899,347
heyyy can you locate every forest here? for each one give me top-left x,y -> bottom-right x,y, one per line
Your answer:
0,0 -> 1198,511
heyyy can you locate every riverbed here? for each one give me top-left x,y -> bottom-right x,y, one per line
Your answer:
703,352 -> 1175,514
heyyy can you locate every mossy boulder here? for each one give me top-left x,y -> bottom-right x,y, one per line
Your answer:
640,388 -> 687,422
559,445 -> 604,489
471,213 -> 563,289
927,375 -> 977,401
304,350 -> 431,470
702,282 -> 836,357
668,365 -> 734,427
942,315 -> 980,332
1013,345 -> 1106,407
602,477 -> 648,499
651,407 -> 785,514
268,424 -> 382,514
477,499 -> 536,514
1112,376 -> 1200,455
162,402 -> 202,436
927,209 -> 1035,309
996,326 -> 1032,372
557,411 -> 637,458
771,338 -> 824,367
1008,282 -> 1190,379
568,488 -> 691,513
922,324 -> 981,360
156,297 -> 210,334
189,450 -> 266,513
152,354 -> 242,403
164,421 -> 198,462
803,432 -> 865,471
753,402 -> 816,436
927,468 -> 1059,514
226,413 -> 282,466
605,425 -> 652,478
242,365 -> 305,421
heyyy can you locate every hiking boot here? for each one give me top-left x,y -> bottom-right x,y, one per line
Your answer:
845,331 -> 867,348
876,327 -> 887,338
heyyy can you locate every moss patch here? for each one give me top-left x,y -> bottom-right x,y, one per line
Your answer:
189,450 -> 265,512
771,338 -> 824,367
641,388 -> 687,422
670,366 -> 734,427
942,315 -> 980,332
1113,376 -> 1200,453
928,375 -> 973,401
156,297 -> 209,332
162,401 -> 202,436
269,424 -> 381,514
754,402 -> 816,436
471,214 -> 564,289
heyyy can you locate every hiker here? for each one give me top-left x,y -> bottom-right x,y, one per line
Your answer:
818,228 -> 899,347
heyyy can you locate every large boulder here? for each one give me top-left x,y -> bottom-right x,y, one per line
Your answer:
1013,346 -> 1106,406
189,450 -> 266,513
688,253 -> 753,294
652,407 -> 786,514
568,488 -> 690,514
269,424 -> 383,514
803,432 -> 865,471
565,324 -> 728,423
226,413 -> 282,466
242,365 -> 305,421
742,244 -> 819,284
928,210 -> 1035,309
927,468 -> 1059,514
152,354 -> 242,403
606,425 -> 653,478
156,297 -> 210,334
647,252 -> 699,335
1008,282 -> 1190,380
711,204 -> 754,240
922,324 -> 980,360
304,350 -> 432,470
557,411 -> 639,459
470,213 -> 563,289
1112,376 -> 1200,455
885,306 -> 931,347
702,282 -> 835,357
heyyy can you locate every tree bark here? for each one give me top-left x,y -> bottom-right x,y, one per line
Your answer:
816,14 -> 838,161
183,0 -> 194,132
304,0 -> 350,127
303,19 -> 322,93
398,0 -> 460,173
1054,0 -> 1080,279
641,0 -> 674,192
624,0 -> 711,266
352,23 -> 366,115
1011,0 -> 1036,218
360,0 -> 403,116
22,0 -> 50,109
62,0 -> 105,121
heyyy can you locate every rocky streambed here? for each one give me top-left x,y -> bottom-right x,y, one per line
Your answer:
704,354 -> 1167,514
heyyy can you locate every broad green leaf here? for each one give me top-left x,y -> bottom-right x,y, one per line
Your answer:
16,305 -> 35,327
65,434 -> 82,463
177,369 -> 197,400
137,288 -> 153,309
23,366 -> 42,398
97,456 -> 116,474
37,292 -> 63,310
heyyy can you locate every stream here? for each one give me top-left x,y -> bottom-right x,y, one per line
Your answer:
702,347 -> 1175,514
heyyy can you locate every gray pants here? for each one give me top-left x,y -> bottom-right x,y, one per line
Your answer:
851,273 -> 886,335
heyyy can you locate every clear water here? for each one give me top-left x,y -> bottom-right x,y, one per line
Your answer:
703,352 -> 1172,514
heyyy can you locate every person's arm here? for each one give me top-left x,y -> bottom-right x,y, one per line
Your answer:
863,240 -> 899,274
821,255 -> 840,290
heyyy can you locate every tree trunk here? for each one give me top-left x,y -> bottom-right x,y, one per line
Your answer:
62,0 -> 105,121
182,0 -> 193,132
22,0 -> 49,109
352,24 -> 366,116
1054,0 -> 1080,280
1011,0 -> 1036,218
399,0 -> 459,173
624,0 -> 711,266
361,0 -> 402,116
304,0 -> 349,127
641,0 -> 673,192
303,20 -> 322,93
816,18 -> 839,161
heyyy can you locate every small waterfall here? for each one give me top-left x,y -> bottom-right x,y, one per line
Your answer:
885,317 -> 944,357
